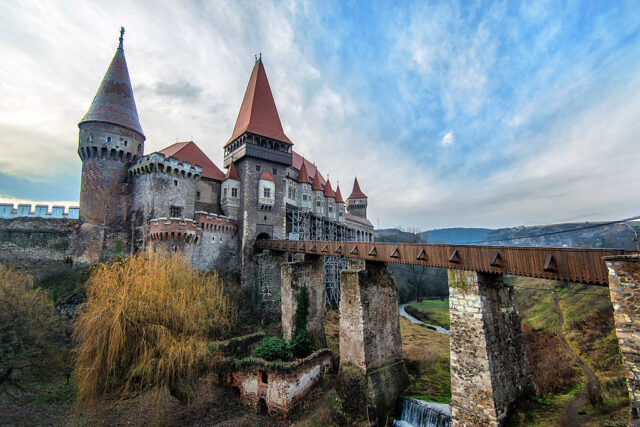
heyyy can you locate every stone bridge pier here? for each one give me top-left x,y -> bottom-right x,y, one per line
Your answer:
448,269 -> 535,426
605,255 -> 640,426
336,260 -> 409,425
281,254 -> 326,348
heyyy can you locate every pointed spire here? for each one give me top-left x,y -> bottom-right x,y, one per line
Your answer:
225,162 -> 240,181
297,161 -> 311,184
335,185 -> 344,203
323,179 -> 336,198
79,28 -> 144,138
311,169 -> 323,191
348,177 -> 367,199
227,58 -> 292,145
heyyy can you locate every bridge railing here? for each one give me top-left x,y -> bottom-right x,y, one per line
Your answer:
255,239 -> 629,286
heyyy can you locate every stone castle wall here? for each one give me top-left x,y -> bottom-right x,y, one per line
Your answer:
0,218 -> 78,279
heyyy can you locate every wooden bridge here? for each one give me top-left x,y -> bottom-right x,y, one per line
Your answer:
256,239 -> 628,286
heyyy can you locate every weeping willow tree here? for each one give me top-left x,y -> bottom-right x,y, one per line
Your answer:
73,251 -> 237,406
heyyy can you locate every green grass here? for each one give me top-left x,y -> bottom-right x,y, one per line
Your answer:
406,299 -> 450,329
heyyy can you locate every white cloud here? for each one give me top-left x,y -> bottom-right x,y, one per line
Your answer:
441,131 -> 454,146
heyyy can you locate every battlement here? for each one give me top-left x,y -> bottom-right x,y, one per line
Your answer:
129,152 -> 202,180
0,203 -> 79,219
194,211 -> 237,234
78,137 -> 142,164
149,217 -> 201,243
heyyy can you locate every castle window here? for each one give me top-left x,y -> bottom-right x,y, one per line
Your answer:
303,195 -> 308,201
219,237 -> 223,243
263,188 -> 271,198
223,188 -> 227,198
256,165 -> 261,172
88,135 -> 93,142
272,168 -> 277,176
316,201 -> 321,207
212,236 -> 215,242
107,136 -> 112,143
231,188 -> 238,198
196,191 -> 200,200
170,206 -> 182,218
329,207 -> 333,213
174,180 -> 178,187
124,140 -> 128,147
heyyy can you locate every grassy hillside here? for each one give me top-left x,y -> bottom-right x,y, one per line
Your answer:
507,277 -> 628,426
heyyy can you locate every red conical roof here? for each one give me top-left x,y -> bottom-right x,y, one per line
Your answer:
79,28 -> 144,138
335,185 -> 344,203
227,58 -> 292,145
348,178 -> 367,199
324,179 -> 335,198
311,170 -> 324,191
292,151 -> 326,186
225,162 -> 240,181
160,141 -> 225,181
259,171 -> 275,182
297,161 -> 311,184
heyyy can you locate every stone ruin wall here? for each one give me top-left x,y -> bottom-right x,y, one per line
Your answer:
228,350 -> 333,416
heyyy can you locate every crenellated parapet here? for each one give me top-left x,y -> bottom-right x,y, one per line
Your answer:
129,152 -> 202,180
0,203 -> 79,219
194,211 -> 237,235
149,217 -> 202,243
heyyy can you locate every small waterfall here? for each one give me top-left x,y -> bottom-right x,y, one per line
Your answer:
394,398 -> 451,427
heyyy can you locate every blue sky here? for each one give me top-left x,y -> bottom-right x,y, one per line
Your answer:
1,1 -> 640,229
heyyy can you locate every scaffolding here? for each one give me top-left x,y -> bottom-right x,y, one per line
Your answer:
288,207 -> 310,240
324,255 -> 347,308
326,219 -> 336,241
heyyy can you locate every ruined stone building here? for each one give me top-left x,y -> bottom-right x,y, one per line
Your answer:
72,30 -> 373,298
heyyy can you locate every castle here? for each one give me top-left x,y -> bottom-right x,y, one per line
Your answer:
73,28 -> 373,295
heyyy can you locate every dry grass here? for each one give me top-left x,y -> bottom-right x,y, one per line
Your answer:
73,251 -> 237,407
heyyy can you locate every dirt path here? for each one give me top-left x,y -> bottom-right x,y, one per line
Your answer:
548,286 -> 602,426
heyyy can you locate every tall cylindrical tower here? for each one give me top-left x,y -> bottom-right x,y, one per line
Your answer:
76,28 -> 145,258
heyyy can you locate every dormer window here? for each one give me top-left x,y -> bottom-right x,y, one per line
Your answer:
263,188 -> 271,198
231,188 -> 238,198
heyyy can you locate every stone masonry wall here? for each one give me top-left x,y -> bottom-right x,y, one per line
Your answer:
0,218 -> 78,280
448,269 -> 534,426
280,255 -> 325,347
337,261 -> 409,423
605,255 -> 640,424
228,349 -> 333,417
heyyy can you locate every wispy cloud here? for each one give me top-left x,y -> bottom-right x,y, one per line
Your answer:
1,1 -> 639,229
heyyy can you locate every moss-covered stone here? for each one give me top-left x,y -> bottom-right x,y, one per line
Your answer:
335,363 -> 368,418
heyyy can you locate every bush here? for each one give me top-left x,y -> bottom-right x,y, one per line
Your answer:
251,337 -> 292,361
522,323 -> 577,396
73,251 -> 237,405
290,329 -> 314,359
0,264 -> 69,396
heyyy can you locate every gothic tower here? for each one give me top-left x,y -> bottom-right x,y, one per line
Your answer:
76,28 -> 145,260
346,178 -> 368,219
223,56 -> 292,290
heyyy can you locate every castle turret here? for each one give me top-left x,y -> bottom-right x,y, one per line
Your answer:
76,27 -> 145,259
335,185 -> 345,223
324,179 -> 336,221
311,170 -> 325,217
221,162 -> 241,219
346,178 -> 368,219
297,161 -> 312,212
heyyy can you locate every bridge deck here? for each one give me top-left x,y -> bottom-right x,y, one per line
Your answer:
256,239 -> 629,286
